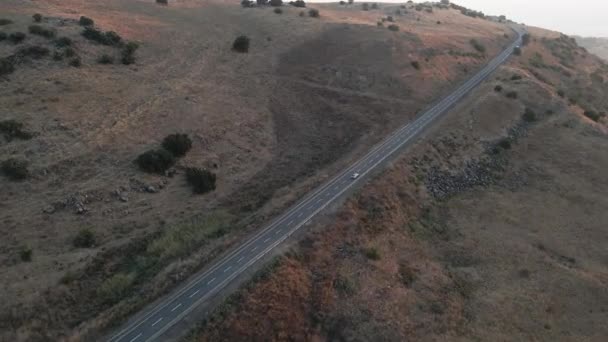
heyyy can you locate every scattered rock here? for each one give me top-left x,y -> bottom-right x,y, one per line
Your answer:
145,186 -> 157,193
43,205 -> 55,214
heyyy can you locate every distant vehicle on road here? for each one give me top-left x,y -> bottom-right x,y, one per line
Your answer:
351,172 -> 360,179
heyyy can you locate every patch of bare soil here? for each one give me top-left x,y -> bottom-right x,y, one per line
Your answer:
188,26 -> 608,342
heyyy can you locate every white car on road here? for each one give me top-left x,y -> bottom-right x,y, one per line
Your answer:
351,172 -> 360,180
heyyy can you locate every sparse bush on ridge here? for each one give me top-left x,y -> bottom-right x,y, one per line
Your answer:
0,32 -> 6,41
1,158 -> 29,181
232,35 -> 250,53
583,110 -> 603,122
186,167 -> 217,194
557,89 -> 565,98
274,7 -> 283,14
136,149 -> 175,174
513,47 -> 521,56
121,41 -> 139,65
362,3 -> 369,11
162,133 -> 192,157
0,57 -> 15,76
79,16 -> 94,26
97,273 -> 135,304
28,25 -> 56,39
82,27 -> 122,46
64,47 -> 76,58
522,33 -> 531,46
8,32 -> 26,44
308,8 -> 320,17
270,0 -> 283,6
241,0 -> 253,8
156,0 -> 169,5
32,13 -> 42,23
73,229 -> 95,248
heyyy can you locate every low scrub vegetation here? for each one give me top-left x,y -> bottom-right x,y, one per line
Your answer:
98,54 -> 114,64
97,273 -> 135,304
232,35 -> 250,53
1,158 -> 29,181
79,16 -> 94,26
19,246 -> 33,262
411,61 -> 420,70
0,120 -> 33,141
470,39 -> 486,53
0,57 -> 15,76
506,91 -> 518,99
583,110 -> 603,122
0,19 -> 13,26
186,167 -> 217,194
136,149 -> 175,174
494,85 -> 503,92
73,229 -> 96,248
292,0 -> 306,7
32,14 -> 42,23
69,57 -> 81,67
522,108 -> 537,122
308,8 -> 320,17
121,42 -> 139,65
17,45 -> 50,59
8,32 -> 26,44
54,37 -> 72,47
363,247 -> 381,260
156,0 -> 169,4
387,24 -> 399,32
274,7 -> 282,14
28,25 -> 55,39
162,133 -> 192,157
82,27 -> 122,46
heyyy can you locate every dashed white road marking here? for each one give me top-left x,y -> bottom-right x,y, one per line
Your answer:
151,317 -> 163,327
237,256 -> 244,263
287,220 -> 294,226
252,246 -> 258,252
207,277 -> 216,285
263,237 -> 271,243
170,303 -> 182,312
275,229 -> 281,235
129,333 -> 142,342
189,289 -> 200,298
224,266 -> 232,273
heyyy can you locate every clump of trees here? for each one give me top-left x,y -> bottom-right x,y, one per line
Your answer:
136,149 -> 176,174
186,167 -> 217,194
162,133 -> 192,157
28,24 -> 55,38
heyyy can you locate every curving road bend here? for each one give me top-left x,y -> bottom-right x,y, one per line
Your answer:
108,29 -> 524,342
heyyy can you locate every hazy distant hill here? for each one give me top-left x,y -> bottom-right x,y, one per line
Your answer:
575,36 -> 608,61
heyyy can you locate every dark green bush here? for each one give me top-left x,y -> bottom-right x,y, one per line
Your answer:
52,51 -> 63,61
32,14 -> 42,23
185,167 -> 217,194
55,36 -> 72,47
0,57 -> 15,76
162,133 -> 192,157
270,0 -> 283,6
64,47 -> 76,58
17,45 -> 50,59
121,41 -> 139,65
511,74 -> 522,81
513,47 -> 522,56
371,3 -> 378,9
506,91 -> 518,99
0,120 -> 33,141
363,247 -> 381,260
241,0 -> 253,7
79,16 -> 94,26
98,54 -> 114,64
523,107 -> 536,122
0,19 -> 13,26
156,0 -> 169,4
136,149 -> 175,173
292,0 -> 306,7
0,32 -> 6,41
69,57 -> 81,67
494,85 -> 503,92
557,89 -> 565,98
232,35 -> 250,53
386,15 -> 394,22
411,61 -> 420,70
8,32 -> 26,44
470,39 -> 486,53
28,25 -> 55,38
387,24 -> 399,31
522,33 -> 531,46
1,158 -> 29,180
19,246 -> 33,262
82,27 -> 122,46
274,7 -> 283,14
583,110 -> 601,122
308,8 -> 319,17
497,138 -> 511,149
73,229 -> 95,248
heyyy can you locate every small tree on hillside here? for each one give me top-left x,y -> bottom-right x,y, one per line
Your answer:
292,0 -> 306,8
232,35 -> 250,53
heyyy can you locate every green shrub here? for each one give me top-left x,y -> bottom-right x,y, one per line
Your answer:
387,24 -> 399,31
386,15 -> 394,22
32,13 -> 42,23
292,0 -> 306,7
55,36 -> 72,47
162,133 -> 192,157
494,85 -> 503,92
522,33 -> 531,46
497,138 -> 511,149
82,27 -> 122,46
513,47 -> 522,56
136,149 -> 175,173
1,158 -> 29,180
186,167 -> 217,194
411,61 -> 420,70
8,32 -> 26,44
28,25 -> 55,38
97,273 -> 135,304
241,0 -> 253,7
0,120 -> 33,141
377,21 -> 383,27
121,41 -> 139,65
98,54 -> 114,64
583,110 -> 601,122
362,3 -> 369,11
523,107 -> 536,122
363,247 -> 381,260
511,74 -> 522,81
557,89 -> 565,98
274,7 -> 282,14
79,16 -> 94,26
64,47 -> 76,58
0,32 -> 6,41
156,0 -> 169,4
0,57 -> 15,76
69,57 -> 81,67
270,0 -> 283,5
470,39 -> 486,53
52,51 -> 63,61
19,247 -> 32,262
232,35 -> 250,53
506,91 -> 518,99
17,45 -> 50,59
308,8 -> 320,17
0,19 -> 13,26
73,229 -> 96,248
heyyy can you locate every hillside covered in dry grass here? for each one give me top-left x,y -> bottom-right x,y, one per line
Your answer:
0,1 -> 518,340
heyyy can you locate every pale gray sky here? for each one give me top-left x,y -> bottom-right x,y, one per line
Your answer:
310,1 -> 607,37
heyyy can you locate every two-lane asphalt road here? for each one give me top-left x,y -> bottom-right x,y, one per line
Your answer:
109,30 -> 524,342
